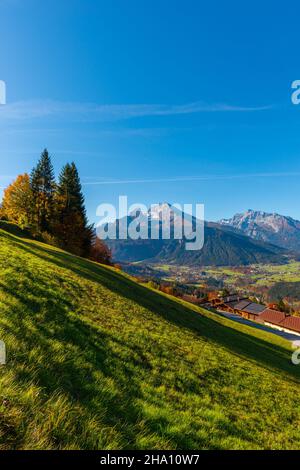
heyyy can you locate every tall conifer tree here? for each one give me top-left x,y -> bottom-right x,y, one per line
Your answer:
30,149 -> 55,232
55,162 -> 93,255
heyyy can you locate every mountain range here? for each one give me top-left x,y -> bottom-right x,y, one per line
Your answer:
105,205 -> 289,266
219,209 -> 300,252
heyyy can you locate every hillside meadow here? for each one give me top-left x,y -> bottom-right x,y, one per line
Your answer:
0,222 -> 300,449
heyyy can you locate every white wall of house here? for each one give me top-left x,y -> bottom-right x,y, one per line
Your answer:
263,322 -> 300,336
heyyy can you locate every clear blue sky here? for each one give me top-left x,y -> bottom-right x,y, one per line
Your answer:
1,0 -> 300,223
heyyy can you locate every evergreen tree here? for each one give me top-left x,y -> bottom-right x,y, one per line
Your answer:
30,149 -> 55,232
55,162 -> 93,256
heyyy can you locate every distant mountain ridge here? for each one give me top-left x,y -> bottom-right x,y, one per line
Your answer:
219,209 -> 300,252
105,206 -> 288,266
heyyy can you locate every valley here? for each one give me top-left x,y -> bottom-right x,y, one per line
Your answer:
124,260 -> 300,310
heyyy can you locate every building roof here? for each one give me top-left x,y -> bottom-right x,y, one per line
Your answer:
259,309 -> 287,326
234,300 -> 252,311
219,294 -> 247,303
222,300 -> 243,309
242,303 -> 266,315
280,316 -> 300,333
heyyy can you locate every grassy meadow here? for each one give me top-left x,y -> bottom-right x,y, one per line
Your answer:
201,262 -> 300,286
0,222 -> 300,449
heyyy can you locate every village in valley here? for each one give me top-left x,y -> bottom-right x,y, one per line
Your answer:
123,260 -> 300,338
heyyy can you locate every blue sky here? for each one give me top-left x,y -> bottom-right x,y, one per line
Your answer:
1,0 -> 300,223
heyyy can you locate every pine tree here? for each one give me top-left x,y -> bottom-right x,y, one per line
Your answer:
55,162 -> 93,256
30,149 -> 55,232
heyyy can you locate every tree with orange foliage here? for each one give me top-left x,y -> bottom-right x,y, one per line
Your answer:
1,174 -> 33,227
89,237 -> 112,265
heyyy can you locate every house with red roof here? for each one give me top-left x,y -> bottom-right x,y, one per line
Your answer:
208,293 -> 300,336
260,309 -> 300,336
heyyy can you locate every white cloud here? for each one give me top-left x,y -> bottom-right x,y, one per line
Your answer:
0,99 -> 273,122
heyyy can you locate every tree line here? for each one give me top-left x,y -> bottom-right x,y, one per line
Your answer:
0,149 -> 111,264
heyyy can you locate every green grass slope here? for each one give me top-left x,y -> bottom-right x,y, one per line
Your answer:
0,223 -> 300,450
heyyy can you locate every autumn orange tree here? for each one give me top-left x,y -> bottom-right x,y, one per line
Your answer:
1,149 -> 111,264
89,237 -> 112,265
1,173 -> 33,227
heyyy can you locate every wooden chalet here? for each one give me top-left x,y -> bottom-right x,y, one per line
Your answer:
210,294 -> 249,311
238,302 -> 266,321
207,293 -> 300,336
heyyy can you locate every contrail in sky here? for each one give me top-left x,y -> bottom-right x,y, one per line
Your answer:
82,172 -> 300,186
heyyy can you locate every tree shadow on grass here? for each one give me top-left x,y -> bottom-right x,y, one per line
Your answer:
0,277 -> 150,448
11,235 -> 300,385
1,287 -> 258,450
2,232 -> 299,449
